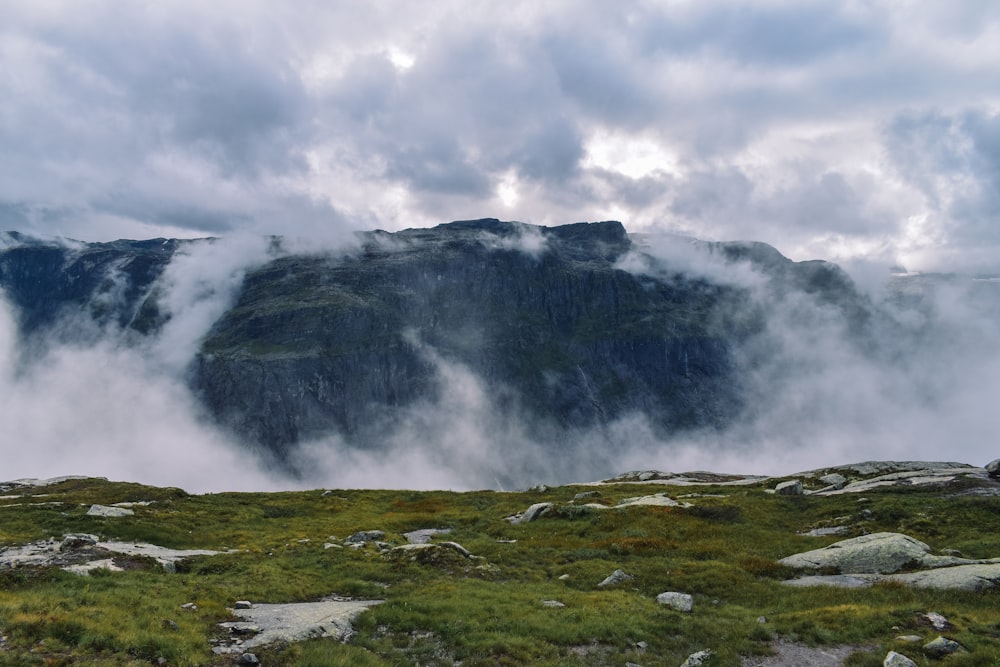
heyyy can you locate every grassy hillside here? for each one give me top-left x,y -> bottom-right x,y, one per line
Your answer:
1,473 -> 998,666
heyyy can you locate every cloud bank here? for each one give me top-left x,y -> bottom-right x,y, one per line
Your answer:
1,1 -> 999,273
1,233 -> 998,492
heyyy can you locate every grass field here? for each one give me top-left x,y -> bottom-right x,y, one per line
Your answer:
1,473 -> 998,666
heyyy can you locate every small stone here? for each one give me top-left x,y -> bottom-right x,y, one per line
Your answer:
181,602 -> 198,611
234,600 -> 253,609
774,480 -> 803,495
681,648 -> 713,666
895,635 -> 922,643
558,574 -> 570,580
574,490 -> 601,500
920,612 -> 952,631
238,653 -> 260,666
161,619 -> 179,631
922,636 -> 966,658
656,591 -> 693,612
883,651 -> 917,667
541,600 -> 565,608
345,530 -> 385,544
323,542 -> 342,549
756,616 -> 767,624
635,640 -> 648,650
597,569 -> 633,587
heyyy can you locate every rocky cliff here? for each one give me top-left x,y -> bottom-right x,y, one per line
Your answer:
0,219 -> 873,469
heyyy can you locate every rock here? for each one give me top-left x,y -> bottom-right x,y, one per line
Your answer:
217,598 -> 384,652
919,612 -> 952,631
385,542 -> 475,567
238,653 -> 260,666
541,600 -> 566,608
574,491 -> 602,500
181,603 -> 198,611
922,636 -> 965,658
345,530 -> 385,544
403,528 -> 452,544
597,569 -> 633,587
774,480 -> 803,495
781,574 -> 880,588
891,563 -> 1000,591
895,636 -> 922,643
987,458 -> 1000,478
812,465 -> 983,495
680,648 -> 713,666
86,504 -> 134,518
819,473 -> 848,489
508,502 -> 553,524
558,574 -> 570,580
779,532 -> 934,574
656,591 -> 693,613
799,526 -> 850,537
234,600 -> 253,610
60,533 -> 100,550
883,651 -> 917,667
616,493 -> 682,508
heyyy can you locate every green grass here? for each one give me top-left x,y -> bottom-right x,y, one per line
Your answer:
0,477 -> 998,665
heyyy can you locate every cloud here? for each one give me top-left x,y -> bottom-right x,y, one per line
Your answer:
1,0 -> 999,274
0,290 -> 280,493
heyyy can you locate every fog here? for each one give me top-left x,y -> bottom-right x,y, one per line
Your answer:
2,232 -> 999,492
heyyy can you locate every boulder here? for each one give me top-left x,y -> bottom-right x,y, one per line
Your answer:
616,493 -> 681,508
597,569 -> 633,587
883,651 -> 917,667
345,530 -> 385,544
680,649 -> 713,666
86,505 -> 134,518
919,612 -> 952,631
774,480 -> 803,495
402,528 -> 451,544
891,563 -> 1000,591
819,473 -> 848,489
656,591 -> 693,612
60,534 -> 100,551
922,636 -> 965,658
987,458 -> 1000,479
507,502 -> 553,524
779,532 -> 933,574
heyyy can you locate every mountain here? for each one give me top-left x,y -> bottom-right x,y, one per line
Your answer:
0,219 -> 893,474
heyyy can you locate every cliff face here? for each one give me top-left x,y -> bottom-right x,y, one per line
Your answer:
0,220 -> 868,468
193,220 -> 757,457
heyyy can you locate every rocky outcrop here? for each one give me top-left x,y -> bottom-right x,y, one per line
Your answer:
780,532 -> 1000,591
215,597 -> 384,653
192,219 -> 754,461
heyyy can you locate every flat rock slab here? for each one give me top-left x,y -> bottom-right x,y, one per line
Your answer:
782,564 -> 1000,591
218,598 -> 383,651
741,641 -> 870,666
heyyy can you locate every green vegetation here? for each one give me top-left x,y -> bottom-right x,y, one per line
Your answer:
0,476 -> 998,665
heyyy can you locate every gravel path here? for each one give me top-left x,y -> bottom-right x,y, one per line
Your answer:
741,641 -> 872,666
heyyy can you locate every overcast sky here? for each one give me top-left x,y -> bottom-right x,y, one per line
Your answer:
2,1 -> 999,272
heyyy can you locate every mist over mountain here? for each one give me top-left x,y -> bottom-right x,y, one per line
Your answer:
1,220 -> 997,491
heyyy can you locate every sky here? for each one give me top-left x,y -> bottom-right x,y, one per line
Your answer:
2,0 -> 1000,273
